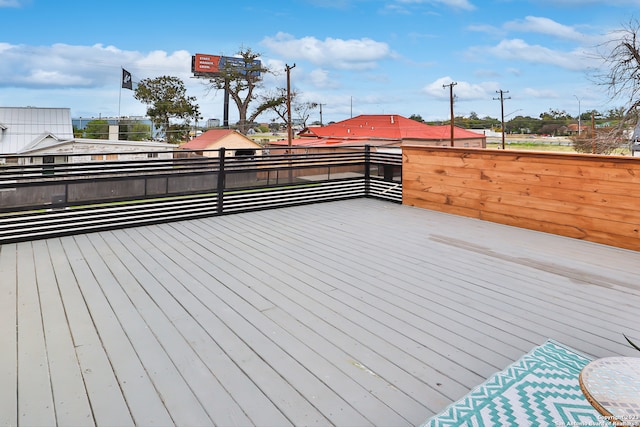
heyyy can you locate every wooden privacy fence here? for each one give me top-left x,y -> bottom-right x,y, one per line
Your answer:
403,145 -> 640,251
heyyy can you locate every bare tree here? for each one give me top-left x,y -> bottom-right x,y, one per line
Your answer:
594,18 -> 640,145
258,88 -> 318,129
206,47 -> 273,134
571,126 -> 626,155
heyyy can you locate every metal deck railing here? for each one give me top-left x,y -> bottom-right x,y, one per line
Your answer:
0,146 -> 402,243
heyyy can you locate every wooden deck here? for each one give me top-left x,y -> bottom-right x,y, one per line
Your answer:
1,198 -> 639,427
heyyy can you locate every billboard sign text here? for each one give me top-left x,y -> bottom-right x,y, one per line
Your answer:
192,53 -> 261,77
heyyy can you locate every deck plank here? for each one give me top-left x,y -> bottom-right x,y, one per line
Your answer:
141,223 -> 375,427
0,244 -> 18,427
162,221 -> 412,427
97,230 -> 261,427
60,236 -> 165,426
2,198 -> 640,426
31,240 -> 94,426
16,241 -> 56,427
122,225 -> 330,427
46,238 -> 135,427
71,234 -> 213,427
177,216 -> 472,408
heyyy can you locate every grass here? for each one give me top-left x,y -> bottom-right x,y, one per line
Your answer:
487,142 -> 577,152
487,141 -> 632,155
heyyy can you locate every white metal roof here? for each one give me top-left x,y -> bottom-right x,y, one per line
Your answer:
0,107 -> 74,154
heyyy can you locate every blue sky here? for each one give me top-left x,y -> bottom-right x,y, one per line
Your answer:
0,0 -> 637,124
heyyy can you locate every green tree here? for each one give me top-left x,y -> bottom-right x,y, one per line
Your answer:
206,47 -> 271,134
118,120 -> 151,141
84,119 -> 109,139
134,76 -> 200,143
539,109 -> 571,120
409,114 -> 424,122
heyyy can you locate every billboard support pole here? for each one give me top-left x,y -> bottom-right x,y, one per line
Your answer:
224,78 -> 230,128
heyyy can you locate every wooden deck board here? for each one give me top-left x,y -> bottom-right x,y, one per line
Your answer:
17,241 -> 56,427
2,198 -> 640,426
32,240 -> 94,427
0,244 -> 18,427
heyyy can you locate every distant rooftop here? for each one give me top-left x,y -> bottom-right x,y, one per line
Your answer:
0,107 -> 74,154
301,114 -> 483,141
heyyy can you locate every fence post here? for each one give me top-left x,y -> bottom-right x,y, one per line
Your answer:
364,144 -> 370,197
217,147 -> 226,214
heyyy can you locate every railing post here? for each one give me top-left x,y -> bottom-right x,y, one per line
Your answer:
364,144 -> 371,197
217,147 -> 226,214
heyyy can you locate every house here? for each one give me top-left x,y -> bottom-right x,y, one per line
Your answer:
267,114 -> 486,150
180,129 -> 263,158
567,123 -> 588,136
17,136 -> 176,165
0,107 -> 175,164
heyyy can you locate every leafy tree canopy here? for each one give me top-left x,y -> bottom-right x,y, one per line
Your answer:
135,75 -> 200,143
84,119 -> 109,139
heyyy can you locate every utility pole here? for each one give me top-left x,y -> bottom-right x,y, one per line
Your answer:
574,95 -> 581,136
591,112 -> 596,154
494,89 -> 511,149
443,82 -> 457,147
319,103 -> 326,126
285,63 -> 296,152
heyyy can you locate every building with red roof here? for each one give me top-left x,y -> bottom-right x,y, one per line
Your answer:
180,129 -> 263,157
268,114 -> 486,150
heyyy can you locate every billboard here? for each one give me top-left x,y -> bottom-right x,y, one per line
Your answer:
191,53 -> 261,77
192,54 -> 222,75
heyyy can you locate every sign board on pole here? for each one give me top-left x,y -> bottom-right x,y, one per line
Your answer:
191,53 -> 261,78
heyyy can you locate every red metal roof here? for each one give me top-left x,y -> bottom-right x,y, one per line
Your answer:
299,114 -> 483,141
268,137 -> 399,147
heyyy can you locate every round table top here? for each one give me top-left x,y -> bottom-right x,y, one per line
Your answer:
579,357 -> 640,427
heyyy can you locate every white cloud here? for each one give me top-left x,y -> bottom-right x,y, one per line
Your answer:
0,0 -> 25,7
261,32 -> 393,70
467,24 -> 505,37
308,68 -> 340,89
503,16 -> 588,41
422,76 -> 500,100
507,67 -> 522,76
470,39 -> 591,71
0,42 -> 194,89
536,0 -> 640,4
27,69 -> 93,86
523,87 -> 560,98
395,0 -> 475,11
